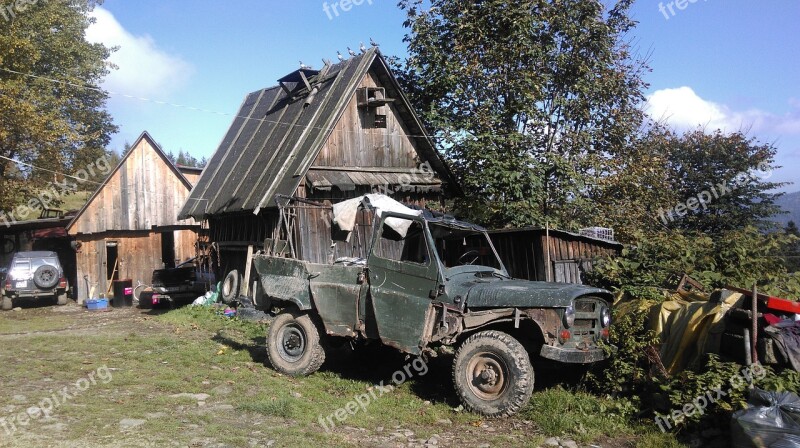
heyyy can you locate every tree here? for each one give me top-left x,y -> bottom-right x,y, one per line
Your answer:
0,0 -> 116,211
656,129 -> 786,234
397,0 -> 648,228
785,221 -> 800,273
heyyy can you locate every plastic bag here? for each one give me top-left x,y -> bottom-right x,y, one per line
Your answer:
731,388 -> 800,448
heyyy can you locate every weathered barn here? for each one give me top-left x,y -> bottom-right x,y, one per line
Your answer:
489,228 -> 623,284
178,48 -> 458,293
67,132 -> 203,301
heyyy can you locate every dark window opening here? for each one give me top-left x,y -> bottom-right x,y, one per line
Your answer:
161,231 -> 175,269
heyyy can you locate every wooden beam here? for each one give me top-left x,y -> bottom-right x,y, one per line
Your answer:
241,244 -> 254,297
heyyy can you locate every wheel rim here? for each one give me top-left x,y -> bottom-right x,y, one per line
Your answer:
466,351 -> 509,400
277,323 -> 306,363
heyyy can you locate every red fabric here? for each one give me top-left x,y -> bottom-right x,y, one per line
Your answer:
32,227 -> 68,238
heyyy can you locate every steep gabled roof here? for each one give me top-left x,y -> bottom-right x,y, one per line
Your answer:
66,131 -> 193,233
178,48 -> 456,220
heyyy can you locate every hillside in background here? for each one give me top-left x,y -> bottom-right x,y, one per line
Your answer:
774,190 -> 800,226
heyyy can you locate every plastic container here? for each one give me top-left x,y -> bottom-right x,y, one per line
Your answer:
112,279 -> 133,307
86,298 -> 108,311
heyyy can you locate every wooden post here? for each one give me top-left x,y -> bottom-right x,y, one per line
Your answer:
241,245 -> 254,297
545,221 -> 552,282
751,283 -> 759,365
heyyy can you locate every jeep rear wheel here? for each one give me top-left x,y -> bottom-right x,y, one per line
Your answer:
453,330 -> 534,417
1,296 -> 11,311
266,310 -> 325,376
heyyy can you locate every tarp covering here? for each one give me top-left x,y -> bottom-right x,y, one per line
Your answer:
332,194 -> 422,238
615,289 -> 746,374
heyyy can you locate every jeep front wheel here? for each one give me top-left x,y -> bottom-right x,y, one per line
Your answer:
452,330 -> 534,417
266,310 -> 325,376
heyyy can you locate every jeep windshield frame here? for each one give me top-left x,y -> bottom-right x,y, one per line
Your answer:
427,221 -> 508,277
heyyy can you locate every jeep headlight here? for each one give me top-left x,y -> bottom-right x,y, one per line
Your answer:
563,305 -> 575,328
600,306 -> 611,328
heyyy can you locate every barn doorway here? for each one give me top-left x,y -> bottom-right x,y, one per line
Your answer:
106,241 -> 119,284
161,231 -> 175,269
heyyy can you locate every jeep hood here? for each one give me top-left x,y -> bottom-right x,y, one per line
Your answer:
465,279 -> 611,309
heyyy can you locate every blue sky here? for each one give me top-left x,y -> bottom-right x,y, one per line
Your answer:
90,0 -> 799,191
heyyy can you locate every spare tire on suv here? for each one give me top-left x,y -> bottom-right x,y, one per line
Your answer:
34,265 -> 59,289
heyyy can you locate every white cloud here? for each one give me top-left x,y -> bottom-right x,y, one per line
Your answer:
645,87 -> 800,136
85,7 -> 192,98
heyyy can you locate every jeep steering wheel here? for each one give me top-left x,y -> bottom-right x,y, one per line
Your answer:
458,250 -> 480,265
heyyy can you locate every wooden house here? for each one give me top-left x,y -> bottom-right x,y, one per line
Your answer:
178,48 -> 459,294
67,132 -> 203,301
489,228 -> 623,284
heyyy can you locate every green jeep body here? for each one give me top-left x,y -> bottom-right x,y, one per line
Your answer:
253,209 -> 613,416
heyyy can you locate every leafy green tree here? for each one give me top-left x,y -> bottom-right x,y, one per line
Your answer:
0,0 -> 116,211
784,221 -> 800,273
397,0 -> 648,228
656,130 -> 786,233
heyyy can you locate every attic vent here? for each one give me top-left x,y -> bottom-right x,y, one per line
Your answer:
357,87 -> 394,108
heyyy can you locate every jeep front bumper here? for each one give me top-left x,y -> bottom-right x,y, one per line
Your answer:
539,344 -> 608,364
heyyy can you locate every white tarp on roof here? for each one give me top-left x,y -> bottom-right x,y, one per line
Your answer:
332,194 -> 422,238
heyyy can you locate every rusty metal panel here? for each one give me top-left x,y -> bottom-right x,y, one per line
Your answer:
253,255 -> 312,309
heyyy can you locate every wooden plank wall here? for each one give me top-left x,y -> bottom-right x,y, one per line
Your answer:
313,72 -> 423,169
69,137 -> 195,235
74,229 -> 199,301
490,231 -> 620,283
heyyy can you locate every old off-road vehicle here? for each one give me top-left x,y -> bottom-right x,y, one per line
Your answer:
2,251 -> 69,310
253,199 -> 613,417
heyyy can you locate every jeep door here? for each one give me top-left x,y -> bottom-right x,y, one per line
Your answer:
366,213 -> 439,354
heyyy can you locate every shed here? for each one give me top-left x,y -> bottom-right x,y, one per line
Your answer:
489,228 -> 623,284
67,132 -> 203,301
178,48 -> 459,292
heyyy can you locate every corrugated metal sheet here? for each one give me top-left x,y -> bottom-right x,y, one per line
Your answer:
179,48 -> 456,220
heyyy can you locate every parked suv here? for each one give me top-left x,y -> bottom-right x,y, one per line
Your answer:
2,251 -> 68,310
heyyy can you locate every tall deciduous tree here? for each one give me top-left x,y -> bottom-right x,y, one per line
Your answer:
0,0 -> 116,210
397,0 -> 648,228
657,129 -> 786,234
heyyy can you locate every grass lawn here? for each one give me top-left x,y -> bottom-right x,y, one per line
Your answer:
0,304 -> 684,447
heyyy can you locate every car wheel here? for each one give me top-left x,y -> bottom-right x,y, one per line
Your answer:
452,330 -> 534,417
1,296 -> 12,311
266,310 -> 325,376
220,270 -> 241,304
33,265 -> 59,289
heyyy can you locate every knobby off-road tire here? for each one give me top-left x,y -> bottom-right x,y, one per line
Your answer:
452,330 -> 534,417
220,270 -> 241,304
33,265 -> 59,290
266,310 -> 325,376
1,296 -> 11,311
